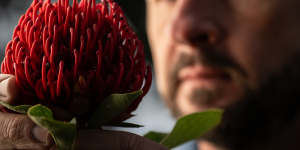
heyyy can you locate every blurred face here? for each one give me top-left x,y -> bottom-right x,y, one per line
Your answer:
146,0 -> 300,116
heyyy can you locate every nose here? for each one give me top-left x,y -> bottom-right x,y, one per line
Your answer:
169,0 -> 224,48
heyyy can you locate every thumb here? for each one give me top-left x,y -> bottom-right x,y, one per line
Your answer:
0,112 -> 53,149
0,74 -> 54,149
75,130 -> 168,150
0,74 -> 19,105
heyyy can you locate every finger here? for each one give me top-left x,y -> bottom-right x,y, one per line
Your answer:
0,112 -> 53,149
0,74 -> 18,105
75,130 -> 168,150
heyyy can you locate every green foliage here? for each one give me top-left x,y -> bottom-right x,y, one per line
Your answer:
0,101 -> 31,114
0,93 -> 223,150
88,90 -> 143,128
0,90 -> 144,150
145,109 -> 223,149
28,105 -> 77,150
144,132 -> 168,143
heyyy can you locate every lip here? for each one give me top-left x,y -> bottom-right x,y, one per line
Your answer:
178,65 -> 231,82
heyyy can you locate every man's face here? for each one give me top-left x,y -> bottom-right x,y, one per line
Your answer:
146,0 -> 300,116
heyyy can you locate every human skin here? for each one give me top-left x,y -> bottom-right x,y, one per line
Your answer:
146,0 -> 300,118
146,0 -> 300,149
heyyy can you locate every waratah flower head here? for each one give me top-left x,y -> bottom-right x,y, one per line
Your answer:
1,0 -> 152,122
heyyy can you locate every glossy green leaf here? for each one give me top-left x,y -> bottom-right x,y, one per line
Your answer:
161,109 -> 223,149
27,104 -> 77,150
144,132 -> 168,143
0,101 -> 31,114
88,90 -> 143,128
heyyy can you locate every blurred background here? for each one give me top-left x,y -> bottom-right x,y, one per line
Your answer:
0,0 -> 196,149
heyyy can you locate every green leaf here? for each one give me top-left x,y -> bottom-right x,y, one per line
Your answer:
0,101 -> 31,114
27,104 -> 77,150
144,132 -> 168,143
107,122 -> 144,128
88,90 -> 143,128
160,109 -> 223,149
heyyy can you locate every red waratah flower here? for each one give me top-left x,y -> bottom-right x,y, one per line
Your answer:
1,0 -> 152,124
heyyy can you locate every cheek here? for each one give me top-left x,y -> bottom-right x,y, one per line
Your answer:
146,1 -> 175,48
151,39 -> 177,99
147,17 -> 170,96
226,24 -> 300,88
152,49 -> 168,86
226,0 -> 300,87
147,2 -> 177,97
226,30 -> 266,87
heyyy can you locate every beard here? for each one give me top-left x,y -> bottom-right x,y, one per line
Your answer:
165,49 -> 247,117
201,55 -> 300,150
163,48 -> 300,149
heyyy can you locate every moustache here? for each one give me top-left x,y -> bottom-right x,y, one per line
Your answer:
167,49 -> 246,100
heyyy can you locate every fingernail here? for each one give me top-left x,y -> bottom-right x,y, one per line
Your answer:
0,74 -> 12,82
32,126 -> 50,144
0,75 -> 17,103
0,77 -> 10,98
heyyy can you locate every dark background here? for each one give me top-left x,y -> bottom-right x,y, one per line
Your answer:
116,0 -> 151,61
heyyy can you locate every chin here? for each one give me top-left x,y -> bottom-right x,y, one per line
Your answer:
177,79 -> 245,111
177,89 -> 240,114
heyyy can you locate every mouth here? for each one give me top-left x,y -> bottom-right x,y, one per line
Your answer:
178,65 -> 231,83
176,65 -> 241,112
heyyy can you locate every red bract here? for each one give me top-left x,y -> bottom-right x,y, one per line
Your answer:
1,0 -> 152,122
